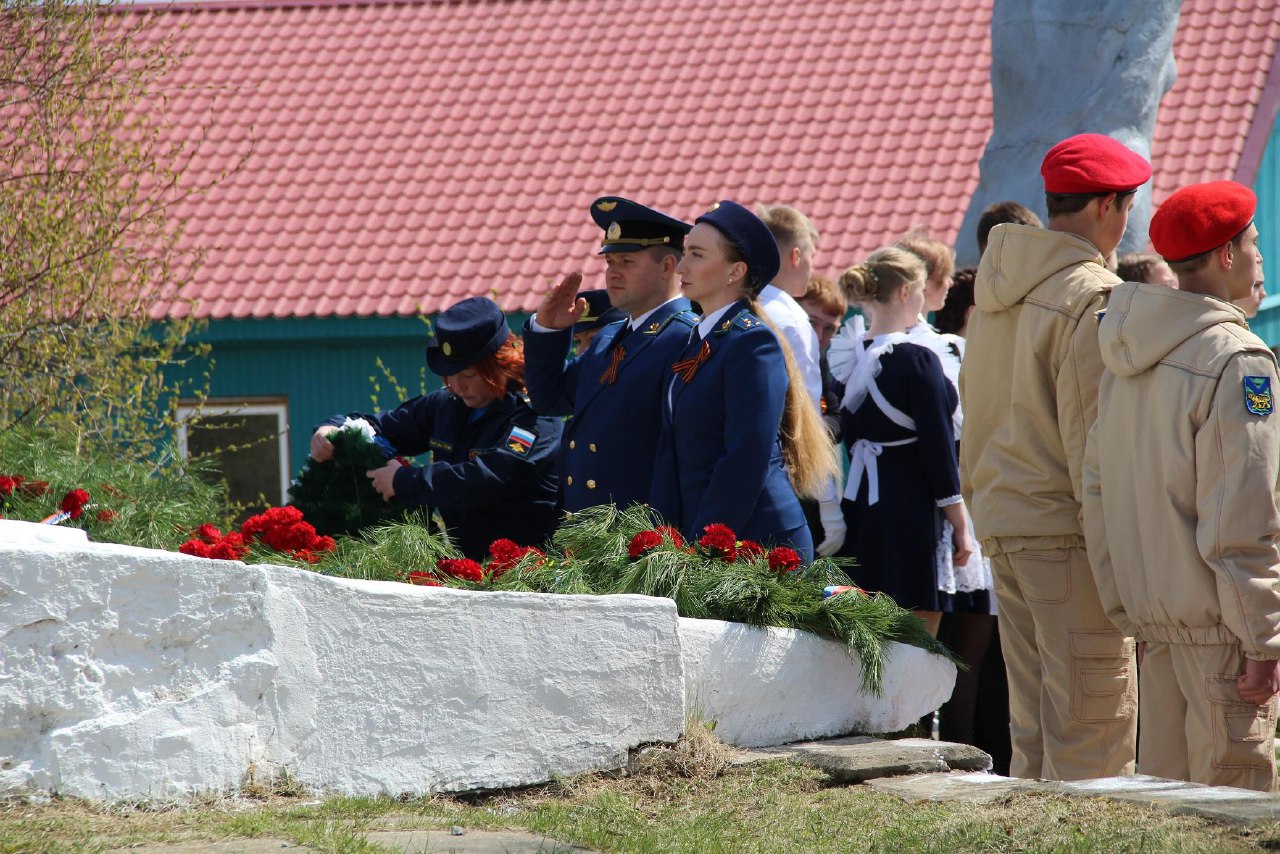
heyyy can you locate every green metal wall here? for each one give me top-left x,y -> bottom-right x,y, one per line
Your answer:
1248,111 -> 1280,346
165,313 -> 530,484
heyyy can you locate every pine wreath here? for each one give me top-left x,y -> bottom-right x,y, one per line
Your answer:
288,422 -> 408,537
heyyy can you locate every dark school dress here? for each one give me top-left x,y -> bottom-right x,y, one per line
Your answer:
838,340 -> 960,610
324,388 -> 561,559
650,299 -> 813,561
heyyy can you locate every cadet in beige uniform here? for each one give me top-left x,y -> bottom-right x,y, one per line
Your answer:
960,134 -> 1150,780
1083,181 -> 1280,791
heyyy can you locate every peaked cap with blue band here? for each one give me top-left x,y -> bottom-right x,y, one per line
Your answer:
591,196 -> 691,255
571,289 -> 627,334
425,296 -> 511,376
695,200 -> 781,291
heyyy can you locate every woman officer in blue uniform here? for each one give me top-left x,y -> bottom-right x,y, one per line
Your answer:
651,201 -> 838,561
310,297 -> 562,559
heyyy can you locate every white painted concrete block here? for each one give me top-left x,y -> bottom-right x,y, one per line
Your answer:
678,618 -> 956,747
0,541 -> 684,799
0,530 -> 956,799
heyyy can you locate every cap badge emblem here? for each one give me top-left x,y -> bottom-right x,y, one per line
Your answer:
606,222 -> 622,241
706,202 -> 721,212
442,341 -> 453,356
596,201 -> 618,212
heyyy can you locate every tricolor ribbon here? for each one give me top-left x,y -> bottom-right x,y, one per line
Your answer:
671,340 -> 711,383
598,344 -> 626,384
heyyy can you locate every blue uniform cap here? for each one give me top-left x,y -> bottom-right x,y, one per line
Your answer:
571,289 -> 626,334
695,200 -> 781,292
425,296 -> 511,377
591,196 -> 691,255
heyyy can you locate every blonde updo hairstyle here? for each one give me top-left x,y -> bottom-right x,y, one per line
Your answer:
839,246 -> 927,306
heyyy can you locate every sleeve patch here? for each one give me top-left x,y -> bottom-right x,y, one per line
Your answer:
505,425 -> 537,455
1244,376 -> 1273,416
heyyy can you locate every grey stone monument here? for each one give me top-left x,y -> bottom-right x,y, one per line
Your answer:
955,0 -> 1182,267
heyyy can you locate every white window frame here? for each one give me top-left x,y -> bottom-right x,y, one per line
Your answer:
176,398 -> 290,505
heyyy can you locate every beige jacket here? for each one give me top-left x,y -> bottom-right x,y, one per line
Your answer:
959,224 -> 1117,554
1082,282 -> 1280,657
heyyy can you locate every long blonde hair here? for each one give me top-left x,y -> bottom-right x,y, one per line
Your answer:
747,296 -> 840,498
712,226 -> 839,499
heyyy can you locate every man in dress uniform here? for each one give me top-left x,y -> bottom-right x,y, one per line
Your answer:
524,197 -> 697,512
959,133 -> 1150,781
1083,182 -> 1280,791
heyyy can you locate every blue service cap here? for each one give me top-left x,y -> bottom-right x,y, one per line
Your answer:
695,200 -> 781,291
425,296 -> 511,377
571,289 -> 626,334
590,196 -> 691,255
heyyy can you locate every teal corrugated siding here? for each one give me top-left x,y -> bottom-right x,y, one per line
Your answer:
1249,112 -> 1280,346
164,313 -> 530,479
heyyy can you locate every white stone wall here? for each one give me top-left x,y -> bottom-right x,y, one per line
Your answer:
678,619 -> 955,747
0,519 -> 954,799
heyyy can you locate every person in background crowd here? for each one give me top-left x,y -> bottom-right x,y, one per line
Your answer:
651,201 -> 837,561
1116,252 -> 1177,288
976,200 -> 1044,256
570,289 -> 627,355
756,204 -> 824,410
1083,181 -> 1280,791
835,247 -> 974,636
524,197 -> 697,513
800,274 -> 847,355
898,232 -> 957,318
797,274 -> 849,554
759,204 -> 843,556
310,297 -> 561,560
895,236 -> 1001,762
960,133 -> 1150,781
933,268 -> 977,337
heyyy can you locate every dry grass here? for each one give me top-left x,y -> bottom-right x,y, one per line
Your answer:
5,728 -> 1280,853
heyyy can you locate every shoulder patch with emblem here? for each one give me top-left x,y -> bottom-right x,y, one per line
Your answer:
504,425 -> 537,455
1244,376 -> 1273,416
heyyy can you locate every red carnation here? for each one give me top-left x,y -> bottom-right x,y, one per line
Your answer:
208,532 -> 249,561
60,489 -> 90,520
767,547 -> 802,573
489,538 -> 525,569
178,538 -> 212,558
698,523 -> 737,560
437,558 -> 484,583
628,529 -> 664,558
196,523 -> 222,544
0,475 -> 22,497
655,525 -> 685,548
311,534 -> 336,553
95,509 -> 119,524
487,538 -> 543,576
736,540 -> 766,561
406,571 -> 442,587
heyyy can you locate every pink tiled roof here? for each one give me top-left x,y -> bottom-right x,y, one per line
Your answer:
143,0 -> 1279,320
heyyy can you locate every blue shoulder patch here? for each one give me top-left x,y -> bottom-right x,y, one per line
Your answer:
1244,376 -> 1273,416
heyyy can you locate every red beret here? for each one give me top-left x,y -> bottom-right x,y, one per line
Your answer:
1149,181 -> 1257,263
1040,133 -> 1152,194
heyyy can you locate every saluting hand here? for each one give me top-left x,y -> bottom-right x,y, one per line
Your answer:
535,271 -> 587,329
367,459 -> 403,501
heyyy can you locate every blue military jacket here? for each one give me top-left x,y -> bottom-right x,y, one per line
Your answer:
325,389 -> 561,559
523,298 -> 697,512
650,300 -> 810,557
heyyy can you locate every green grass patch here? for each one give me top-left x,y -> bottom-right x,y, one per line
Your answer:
4,744 -> 1280,853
